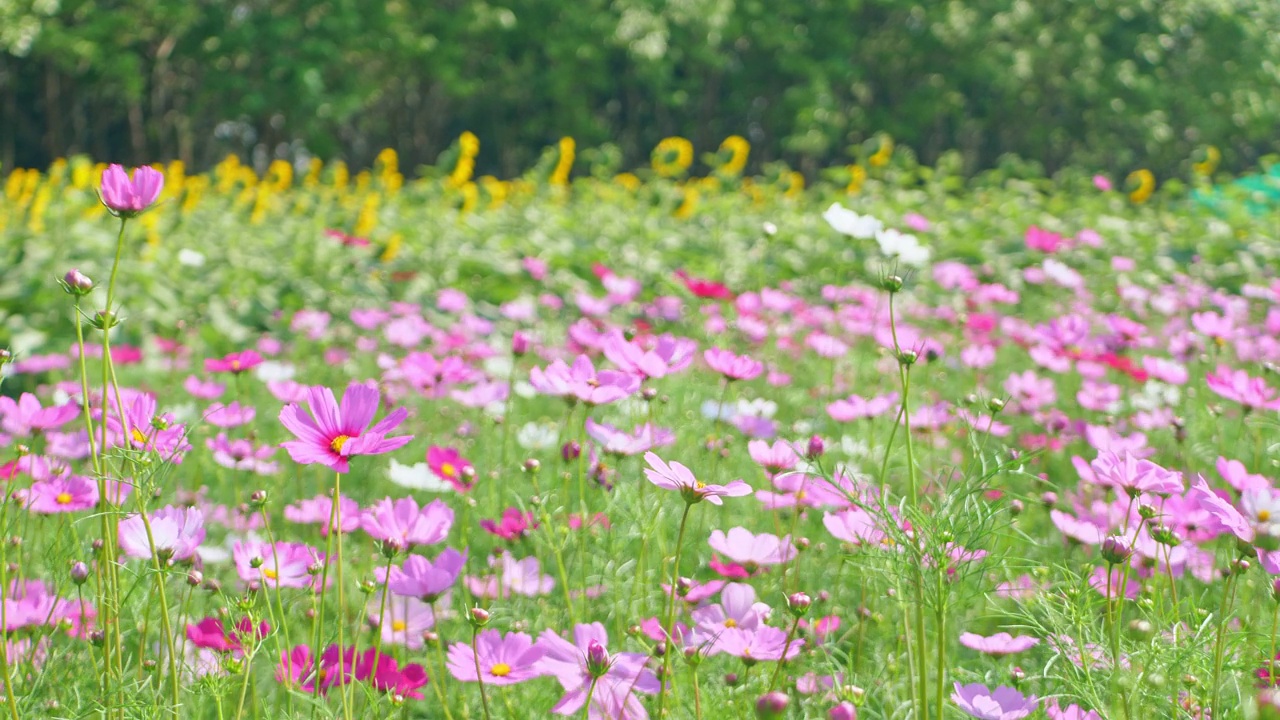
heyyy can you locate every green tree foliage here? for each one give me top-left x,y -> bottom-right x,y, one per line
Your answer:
2,0 -> 1278,176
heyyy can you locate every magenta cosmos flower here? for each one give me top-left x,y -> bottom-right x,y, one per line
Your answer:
278,383 -> 412,474
643,452 -> 750,506
952,683 -> 1038,720
204,350 -> 263,375
426,446 -> 474,491
25,476 -> 98,514
958,632 -> 1039,656
361,497 -> 454,547
704,348 -> 764,381
118,506 -> 205,563
446,630 -> 544,685
186,616 -> 270,655
99,164 -> 164,215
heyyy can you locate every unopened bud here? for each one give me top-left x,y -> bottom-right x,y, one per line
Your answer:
987,397 -> 1006,413
1101,536 -> 1132,565
469,607 -> 491,627
1138,503 -> 1158,520
881,275 -> 904,294
1151,526 -> 1181,547
62,269 -> 95,295
523,458 -> 541,473
382,537 -> 406,558
585,640 -> 610,678
806,435 -> 825,460
787,592 -> 812,617
187,570 -> 203,587
511,331 -> 530,357
561,441 -> 581,462
642,387 -> 658,402
249,490 -> 267,506
70,561 -> 90,585
897,350 -> 918,366
755,691 -> 790,719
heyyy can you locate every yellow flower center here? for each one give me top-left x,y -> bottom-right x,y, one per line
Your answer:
440,462 -> 456,478
55,492 -> 73,505
1260,510 -> 1272,522
392,620 -> 407,632
263,568 -> 278,580
695,481 -> 706,490
489,663 -> 511,677
1214,337 -> 1226,347
131,428 -> 148,445
330,435 -> 351,453
723,618 -> 737,628
231,359 -> 241,371
795,490 -> 807,501
742,648 -> 752,658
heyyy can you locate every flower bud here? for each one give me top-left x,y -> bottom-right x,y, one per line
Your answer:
806,435 -> 825,460
561,441 -> 581,462
248,490 -> 267,506
70,561 -> 90,585
0,349 -> 9,368
585,640 -> 610,679
91,310 -> 119,330
468,607 -> 491,627
1010,666 -> 1026,684
676,577 -> 693,597
382,536 -> 407,558
1009,499 -> 1024,516
829,701 -> 858,720
187,570 -> 203,587
1101,536 -> 1132,565
88,630 -> 105,646
987,397 -> 1006,413
523,458 -> 541,474
307,562 -> 323,575
62,269 -> 95,295
1138,503 -> 1158,520
249,555 -> 264,569
642,387 -> 658,402
881,275 -> 904,294
897,350 -> 918,366
1040,491 -> 1058,507
511,331 -> 530,357
755,691 -> 790,719
787,592 -> 812,618
724,672 -> 739,687
1151,526 -> 1181,547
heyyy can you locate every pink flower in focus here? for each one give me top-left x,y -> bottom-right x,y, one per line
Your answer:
642,452 -> 751,506
0,393 -> 79,436
278,384 -> 412,474
446,630 -> 544,685
716,625 -> 803,662
233,541 -> 325,590
99,164 -> 164,215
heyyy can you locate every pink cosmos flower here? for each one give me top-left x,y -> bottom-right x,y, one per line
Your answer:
1206,365 -> 1280,411
369,591 -> 439,649
447,630 -> 544,685
205,401 -> 256,428
0,393 -> 79,436
119,506 -> 205,562
25,476 -> 98,513
267,380 -> 309,403
386,547 -> 467,602
186,616 -> 270,655
207,433 -> 278,475
283,494 -> 360,535
1090,452 -> 1183,497
537,623 -> 658,716
183,376 -> 226,400
105,391 -> 192,462
480,508 -> 537,542
361,497 -> 454,547
1093,175 -> 1112,191
642,452 -> 751,505
691,583 -> 767,637
716,625 -> 803,662
354,648 -> 430,699
233,541 -> 325,590
1089,566 -> 1139,600
1189,478 -> 1255,543
822,508 -> 892,548
826,393 -> 898,422
426,446 -> 474,492
747,439 -> 800,476
585,419 -> 675,457
952,683 -> 1038,720
1046,701 -> 1103,720
708,528 -> 796,570
204,350 -> 263,375
958,632 -> 1039,656
466,554 -> 555,598
278,383 -> 412,474
757,473 -> 851,509
662,578 -> 726,605
704,348 -> 764,381
1025,226 -> 1064,253
99,164 -> 163,214
1049,510 -> 1106,546
601,329 -> 697,379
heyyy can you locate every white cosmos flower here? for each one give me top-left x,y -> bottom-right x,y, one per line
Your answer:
388,459 -> 455,492
178,249 -> 206,267
823,203 -> 884,239
516,422 -> 559,450
875,228 -> 931,266
254,361 -> 295,383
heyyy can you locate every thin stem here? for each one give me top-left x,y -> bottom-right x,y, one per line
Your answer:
0,497 -> 19,720
692,665 -> 703,720
472,628 -> 493,720
1271,602 -> 1279,687
768,616 -> 803,690
656,502 -> 694,718
580,677 -> 599,720
428,601 -> 457,720
1210,569 -> 1241,719
333,475 -> 353,720
372,553 -> 396,662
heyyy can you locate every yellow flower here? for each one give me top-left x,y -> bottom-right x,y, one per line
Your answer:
1126,169 -> 1155,204
48,158 -> 68,183
4,169 -> 25,202
182,176 -> 209,214
164,160 -> 186,199
783,171 -> 805,198
459,131 -> 480,159
652,137 -> 694,177
267,159 -> 293,192
304,158 -> 324,188
869,136 -> 894,167
674,186 -> 698,218
28,185 -> 51,234
332,161 -> 350,191
355,171 -> 372,193
846,164 -> 867,194
376,148 -> 399,174
459,181 -> 479,214
381,232 -> 403,263
354,195 -> 379,237
215,154 -> 242,193
719,135 -> 750,176
71,161 -> 93,190
551,137 -> 575,186
479,176 -> 507,209
614,172 -> 641,191
1192,146 -> 1220,177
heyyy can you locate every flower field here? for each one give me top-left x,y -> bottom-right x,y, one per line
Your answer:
0,146 -> 1279,720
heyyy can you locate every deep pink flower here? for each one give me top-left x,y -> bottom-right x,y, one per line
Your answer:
386,547 -> 467,602
675,269 -> 734,300
426,445 -> 474,492
361,497 -> 454,547
446,630 -> 544,685
186,616 -> 270,655
204,350 -> 263,375
25,476 -> 98,513
704,348 -> 763,381
480,508 -> 537,542
278,383 -> 412,474
354,648 -> 429,699
1025,225 -> 1064,253
642,452 -> 751,505
952,683 -> 1038,720
119,505 -> 205,562
958,632 -> 1039,656
99,164 -> 163,214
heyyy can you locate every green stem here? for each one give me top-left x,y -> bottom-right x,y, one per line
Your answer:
1210,569 -> 1241,719
333,475 -> 352,720
655,501 -> 694,718
768,616 -> 802,690
0,499 -> 19,720
473,628 -> 493,720
428,601 -> 457,720
581,677 -> 599,720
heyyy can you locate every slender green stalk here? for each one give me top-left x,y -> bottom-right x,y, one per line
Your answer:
428,600 -> 457,720
472,627 -> 493,720
655,502 -> 695,718
768,615 -> 803,690
333,475 -> 353,720
1210,568 -> 1241,719
692,665 -> 703,720
135,509 -> 181,714
371,552 -> 396,663
580,677 -> 599,720
0,497 -> 20,720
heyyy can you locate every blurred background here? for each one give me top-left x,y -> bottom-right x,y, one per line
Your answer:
2,0 -> 1278,177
